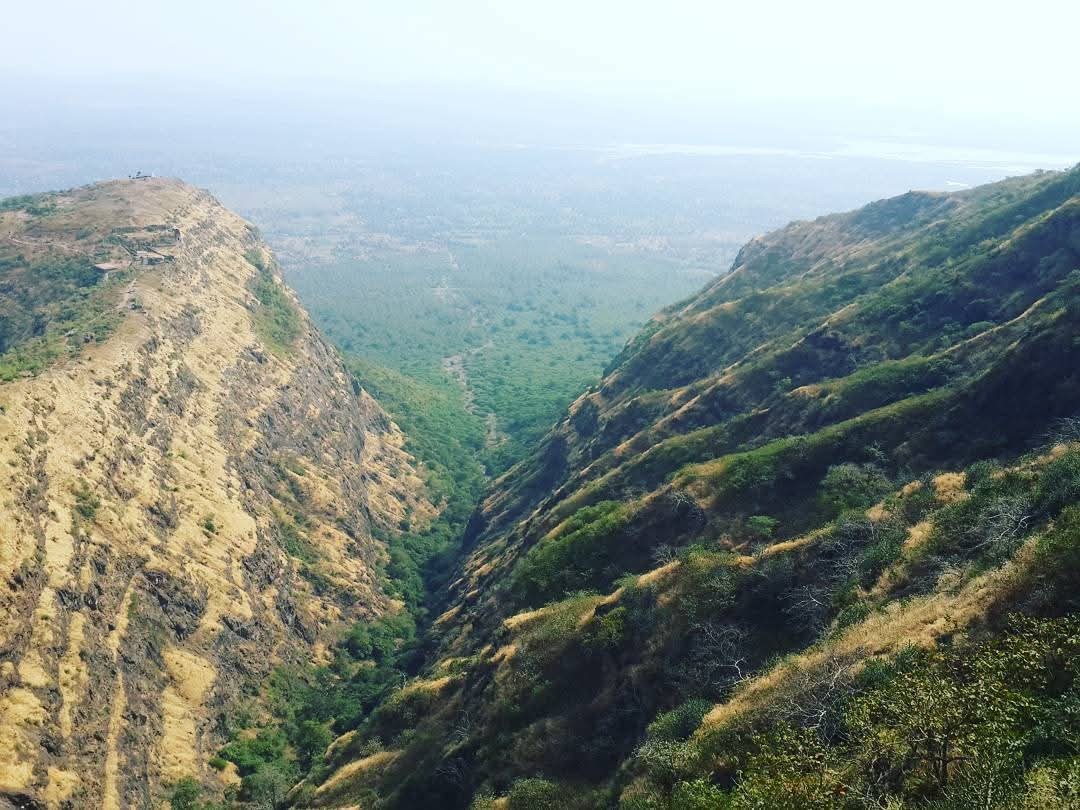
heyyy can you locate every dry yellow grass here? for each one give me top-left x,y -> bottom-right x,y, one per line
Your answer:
41,767 -> 80,806
903,520 -> 933,551
698,539 -> 1032,736
933,472 -> 967,503
900,479 -> 924,497
865,501 -> 890,521
158,685 -> 199,782
490,643 -> 518,663
163,647 -> 216,704
101,673 -> 127,810
325,731 -> 358,760
637,559 -> 681,585
504,605 -> 557,630
399,675 -> 455,695
315,750 -> 401,800
57,612 -> 87,739
434,604 -> 462,626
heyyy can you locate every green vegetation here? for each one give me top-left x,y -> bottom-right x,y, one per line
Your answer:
0,250 -> 128,381
512,500 -> 632,605
72,480 -> 101,520
214,611 -> 419,801
0,193 -> 57,217
329,441 -> 1080,809
290,238 -> 709,473
288,166 -> 1080,809
343,356 -> 490,617
346,355 -> 488,588
676,614 -> 1080,810
167,777 -> 206,810
817,461 -> 892,517
247,252 -> 302,354
276,511 -> 318,564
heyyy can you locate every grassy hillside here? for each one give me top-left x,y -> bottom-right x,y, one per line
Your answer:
287,166 -> 1080,809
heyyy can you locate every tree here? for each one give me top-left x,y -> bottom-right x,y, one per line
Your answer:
294,719 -> 332,771
818,463 -> 891,517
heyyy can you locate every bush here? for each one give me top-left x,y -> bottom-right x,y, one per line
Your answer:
646,699 -> 713,743
73,481 -> 100,520
244,248 -> 267,271
635,739 -> 699,790
846,615 -> 1080,802
671,779 -> 730,810
250,272 -> 301,353
511,501 -> 630,605
241,762 -> 298,807
834,601 -> 871,630
1036,451 -> 1080,516
730,725 -> 843,809
219,728 -> 288,776
744,515 -> 778,542
167,777 -> 203,810
584,606 -> 627,651
507,778 -> 564,810
1029,505 -> 1080,608
818,462 -> 892,517
931,468 -> 1034,563
294,719 -> 332,770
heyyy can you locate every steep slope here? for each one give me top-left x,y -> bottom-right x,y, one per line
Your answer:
0,179 -> 430,808
303,166 -> 1080,808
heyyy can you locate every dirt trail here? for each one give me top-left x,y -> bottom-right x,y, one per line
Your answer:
436,254 -> 507,450
442,341 -> 505,450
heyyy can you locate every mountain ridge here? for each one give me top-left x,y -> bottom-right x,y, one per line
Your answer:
0,178 -> 430,807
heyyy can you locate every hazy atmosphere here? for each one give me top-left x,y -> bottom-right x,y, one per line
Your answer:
2,3 -> 1079,809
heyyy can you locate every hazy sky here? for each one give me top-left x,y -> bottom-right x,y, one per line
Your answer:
6,0 -> 1078,114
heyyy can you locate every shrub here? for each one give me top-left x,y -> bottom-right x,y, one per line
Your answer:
511,501 -> 630,604
854,519 -> 906,583
218,728 -> 288,776
744,515 -> 778,542
931,469 -> 1034,562
847,615 -> 1080,801
671,779 -> 731,810
250,272 -> 301,353
73,481 -> 100,520
1029,505 -> 1080,608
647,699 -> 713,743
731,725 -> 843,809
818,462 -> 892,517
584,606 -> 627,651
167,777 -> 203,810
833,601 -> 871,630
635,739 -> 699,790
1035,450 -> 1080,516
293,719 -> 333,770
507,778 -> 564,810
244,248 -> 267,271
241,762 -> 297,807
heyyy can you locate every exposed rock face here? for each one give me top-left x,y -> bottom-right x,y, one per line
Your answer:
0,179 -> 428,807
